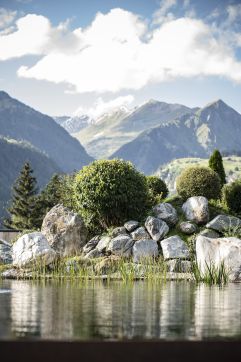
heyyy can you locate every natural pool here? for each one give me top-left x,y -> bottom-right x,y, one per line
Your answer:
0,280 -> 241,341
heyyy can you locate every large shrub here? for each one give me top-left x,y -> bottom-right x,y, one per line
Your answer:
146,175 -> 168,204
222,180 -> 241,213
208,149 -> 226,186
176,166 -> 221,200
73,159 -> 149,232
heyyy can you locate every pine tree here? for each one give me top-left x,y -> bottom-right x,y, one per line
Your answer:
208,149 -> 226,186
4,162 -> 39,230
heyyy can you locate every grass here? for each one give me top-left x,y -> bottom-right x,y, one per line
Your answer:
192,260 -> 229,285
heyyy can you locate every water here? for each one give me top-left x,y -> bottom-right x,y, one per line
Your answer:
0,279 -> 241,341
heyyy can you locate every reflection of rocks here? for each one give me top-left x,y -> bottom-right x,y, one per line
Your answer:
194,284 -> 241,339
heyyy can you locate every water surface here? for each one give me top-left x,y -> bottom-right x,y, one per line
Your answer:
0,280 -> 241,341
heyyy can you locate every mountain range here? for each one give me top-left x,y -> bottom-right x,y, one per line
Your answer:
54,114 -> 94,134
73,100 -> 195,159
111,99 -> 241,174
0,91 -> 93,173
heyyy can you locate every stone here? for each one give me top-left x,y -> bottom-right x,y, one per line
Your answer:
161,235 -> 190,260
153,202 -> 178,226
84,248 -> 103,259
41,204 -> 87,257
107,235 -> 134,257
206,215 -> 241,233
166,259 -> 192,273
182,196 -> 209,225
196,235 -> 241,280
199,229 -> 220,238
12,232 -> 56,268
145,216 -> 169,241
95,256 -> 121,274
111,226 -> 128,238
179,221 -> 198,235
131,226 -> 150,240
132,239 -> 159,263
83,236 -> 100,255
0,240 -> 12,264
96,236 -> 111,252
124,220 -> 139,232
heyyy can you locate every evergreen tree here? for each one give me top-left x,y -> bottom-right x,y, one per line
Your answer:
208,149 -> 226,186
4,162 -> 39,229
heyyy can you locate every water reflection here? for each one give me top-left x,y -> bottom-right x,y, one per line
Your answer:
0,280 -> 241,340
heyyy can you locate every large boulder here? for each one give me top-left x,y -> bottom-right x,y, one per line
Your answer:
196,235 -> 241,280
84,248 -> 103,259
132,239 -> 159,263
96,236 -> 111,253
182,196 -> 209,225
161,235 -> 190,260
179,221 -> 197,235
107,235 -> 134,257
206,215 -> 241,233
41,204 -> 87,257
0,239 -> 12,265
199,229 -> 220,239
124,220 -> 139,232
153,203 -> 178,226
83,236 -> 100,255
131,226 -> 150,240
12,232 -> 56,268
145,216 -> 169,241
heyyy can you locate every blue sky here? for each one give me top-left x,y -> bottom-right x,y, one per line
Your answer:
0,0 -> 241,116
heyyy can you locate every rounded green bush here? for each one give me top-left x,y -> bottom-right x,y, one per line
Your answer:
222,180 -> 241,213
146,175 -> 168,204
176,166 -> 221,200
73,159 -> 149,232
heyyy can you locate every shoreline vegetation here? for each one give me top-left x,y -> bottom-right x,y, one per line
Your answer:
1,150 -> 241,286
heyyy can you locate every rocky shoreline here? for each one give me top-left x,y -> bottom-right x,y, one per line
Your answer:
1,197 -> 241,283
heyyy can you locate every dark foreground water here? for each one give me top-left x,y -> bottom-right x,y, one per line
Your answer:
0,279 -> 241,341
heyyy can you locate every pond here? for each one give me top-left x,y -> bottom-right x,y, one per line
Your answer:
0,280 -> 241,341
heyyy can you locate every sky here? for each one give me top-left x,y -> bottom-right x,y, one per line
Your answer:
1,0 -> 241,117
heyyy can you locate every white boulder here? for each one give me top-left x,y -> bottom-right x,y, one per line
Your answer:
153,203 -> 178,226
182,196 -> 209,225
133,239 -> 158,263
145,216 -> 169,241
161,235 -> 190,260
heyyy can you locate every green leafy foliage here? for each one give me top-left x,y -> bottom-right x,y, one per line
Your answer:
4,162 -> 39,229
222,179 -> 241,214
208,149 -> 226,186
146,175 -> 168,204
176,166 -> 221,200
73,159 -> 149,233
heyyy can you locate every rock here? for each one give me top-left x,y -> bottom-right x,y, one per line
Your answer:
179,221 -> 198,235
0,240 -> 12,264
145,216 -> 169,241
153,203 -> 178,226
41,204 -> 87,257
107,235 -> 134,257
182,196 -> 209,225
95,256 -> 121,274
96,236 -> 111,252
131,226 -> 150,240
132,239 -> 159,263
111,226 -> 128,238
83,236 -> 100,255
196,235 -> 241,281
199,229 -> 220,238
166,259 -> 192,273
161,235 -> 190,260
84,248 -> 103,259
124,220 -> 139,232
12,232 -> 56,268
206,215 -> 241,233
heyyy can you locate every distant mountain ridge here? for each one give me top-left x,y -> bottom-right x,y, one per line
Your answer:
54,114 -> 94,134
0,91 -> 93,173
74,99 -> 195,159
111,99 -> 241,174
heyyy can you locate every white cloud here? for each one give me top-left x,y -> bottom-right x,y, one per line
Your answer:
226,4 -> 241,24
0,8 -> 17,29
73,95 -> 134,118
1,7 -> 241,93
